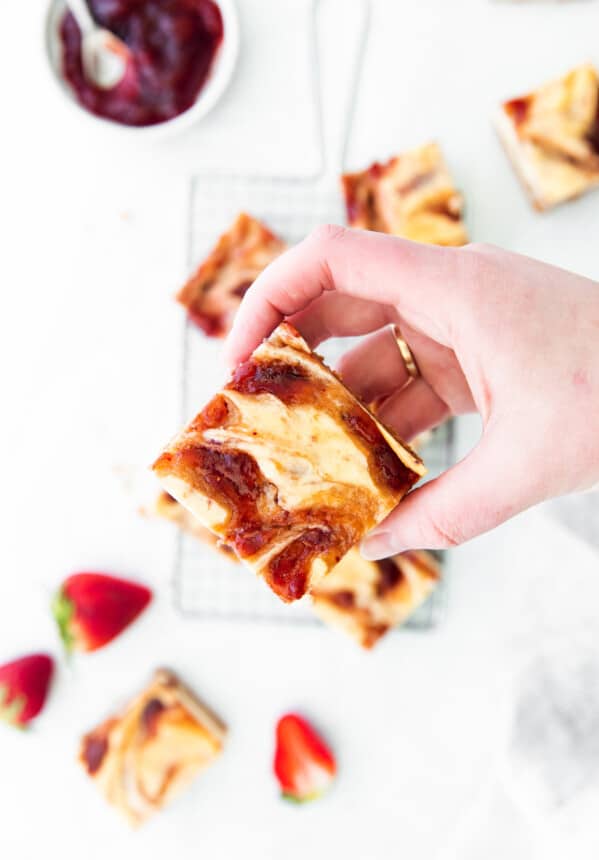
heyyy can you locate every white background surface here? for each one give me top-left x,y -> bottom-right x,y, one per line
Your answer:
1,1 -> 598,858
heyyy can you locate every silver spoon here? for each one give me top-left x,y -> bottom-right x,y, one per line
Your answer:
66,0 -> 129,89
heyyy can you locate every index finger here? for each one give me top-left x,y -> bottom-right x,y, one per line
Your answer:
223,224 -> 462,367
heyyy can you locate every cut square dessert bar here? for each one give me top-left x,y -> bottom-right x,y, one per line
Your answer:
177,212 -> 287,337
341,142 -> 468,245
79,668 -> 226,825
311,548 -> 440,649
153,323 -> 425,603
495,63 -> 599,210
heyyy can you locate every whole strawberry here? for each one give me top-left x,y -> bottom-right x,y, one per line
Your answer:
52,572 -> 152,654
274,713 -> 336,803
0,653 -> 54,728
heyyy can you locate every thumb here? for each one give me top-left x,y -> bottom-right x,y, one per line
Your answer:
360,428 -> 534,557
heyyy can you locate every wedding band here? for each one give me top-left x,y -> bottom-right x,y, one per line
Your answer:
392,325 -> 420,380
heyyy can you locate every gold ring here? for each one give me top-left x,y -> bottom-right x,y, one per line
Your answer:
392,325 -> 420,380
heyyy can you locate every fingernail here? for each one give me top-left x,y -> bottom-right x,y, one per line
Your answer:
360,532 -> 404,561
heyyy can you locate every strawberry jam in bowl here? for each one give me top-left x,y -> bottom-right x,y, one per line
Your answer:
46,0 -> 238,134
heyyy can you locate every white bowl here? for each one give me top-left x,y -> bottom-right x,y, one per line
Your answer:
45,0 -> 239,138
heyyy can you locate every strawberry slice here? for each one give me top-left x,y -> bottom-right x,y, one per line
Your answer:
52,572 -> 152,654
273,713 -> 336,802
0,653 -> 54,728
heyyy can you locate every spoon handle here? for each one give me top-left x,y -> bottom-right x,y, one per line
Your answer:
66,0 -> 96,34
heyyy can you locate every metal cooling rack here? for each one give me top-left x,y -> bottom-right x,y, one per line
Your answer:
172,0 -> 454,630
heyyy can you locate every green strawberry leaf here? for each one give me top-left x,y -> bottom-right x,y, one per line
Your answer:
281,790 -> 325,804
51,590 -> 75,654
0,684 -> 27,729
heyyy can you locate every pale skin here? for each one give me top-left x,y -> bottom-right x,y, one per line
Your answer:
224,226 -> 599,560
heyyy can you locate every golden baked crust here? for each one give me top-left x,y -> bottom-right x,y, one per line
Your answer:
311,548 -> 440,648
153,323 -> 425,603
496,63 -> 599,210
79,669 -> 226,826
177,212 -> 286,337
341,142 -> 467,245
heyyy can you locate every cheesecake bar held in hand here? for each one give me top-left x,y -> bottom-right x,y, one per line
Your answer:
153,323 -> 425,603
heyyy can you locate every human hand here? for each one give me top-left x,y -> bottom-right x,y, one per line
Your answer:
224,226 -> 599,558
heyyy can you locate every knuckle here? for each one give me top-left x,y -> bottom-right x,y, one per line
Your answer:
455,242 -> 504,312
464,241 -> 498,257
308,223 -> 348,245
460,243 -> 500,281
425,511 -> 466,549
